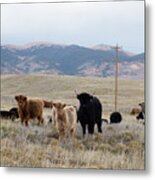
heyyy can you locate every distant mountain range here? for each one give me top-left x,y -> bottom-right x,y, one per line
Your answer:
1,42 -> 144,79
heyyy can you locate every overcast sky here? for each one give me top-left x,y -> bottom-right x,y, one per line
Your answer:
1,1 -> 144,54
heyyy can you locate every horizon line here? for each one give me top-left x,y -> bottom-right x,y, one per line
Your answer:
1,41 -> 144,55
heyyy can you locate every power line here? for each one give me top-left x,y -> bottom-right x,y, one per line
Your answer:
113,44 -> 121,112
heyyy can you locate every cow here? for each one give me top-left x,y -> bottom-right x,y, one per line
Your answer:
110,112 -> 122,124
130,107 -> 142,115
0,110 -> 13,120
136,111 -> 144,120
0,108 -> 18,121
136,102 -> 145,121
43,100 -> 53,108
15,95 -> 52,126
76,92 -> 102,137
9,107 -> 19,120
52,102 -> 77,143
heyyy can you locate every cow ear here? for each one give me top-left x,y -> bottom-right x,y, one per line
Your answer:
53,103 -> 57,108
62,104 -> 66,108
50,101 -> 53,108
77,94 -> 80,99
89,95 -> 93,99
23,96 -> 27,101
15,96 -> 18,101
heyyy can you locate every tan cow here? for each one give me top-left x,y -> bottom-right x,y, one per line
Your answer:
130,106 -> 142,115
52,102 -> 77,143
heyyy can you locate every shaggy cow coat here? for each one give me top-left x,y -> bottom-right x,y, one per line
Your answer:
15,95 -> 52,126
0,111 -> 13,120
130,107 -> 142,115
9,107 -> 19,120
52,102 -> 77,143
0,107 -> 18,121
77,92 -> 102,137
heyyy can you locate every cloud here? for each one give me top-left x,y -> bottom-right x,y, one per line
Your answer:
1,1 -> 144,53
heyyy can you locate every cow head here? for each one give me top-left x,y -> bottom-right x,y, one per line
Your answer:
139,102 -> 144,107
15,95 -> 27,107
77,92 -> 93,105
53,102 -> 67,122
53,102 -> 66,110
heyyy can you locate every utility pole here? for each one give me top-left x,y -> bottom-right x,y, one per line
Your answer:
114,44 -> 121,112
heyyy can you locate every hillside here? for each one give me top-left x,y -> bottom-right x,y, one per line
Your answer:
1,74 -> 144,114
1,42 -> 144,79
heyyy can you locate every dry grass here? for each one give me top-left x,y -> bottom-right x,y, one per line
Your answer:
0,74 -> 144,169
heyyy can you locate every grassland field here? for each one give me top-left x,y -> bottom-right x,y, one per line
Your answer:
1,74 -> 144,169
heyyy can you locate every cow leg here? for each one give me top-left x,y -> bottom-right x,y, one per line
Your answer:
70,128 -> 75,138
40,116 -> 44,124
81,122 -> 86,137
88,123 -> 94,135
20,117 -> 24,125
53,119 -> 57,128
37,116 -> 44,125
70,128 -> 75,143
59,129 -> 65,144
11,114 -> 15,121
97,121 -> 102,133
25,118 -> 29,127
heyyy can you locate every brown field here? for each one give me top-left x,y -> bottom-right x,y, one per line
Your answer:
0,74 -> 145,169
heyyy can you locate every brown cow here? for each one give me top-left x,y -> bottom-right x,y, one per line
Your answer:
15,95 -> 52,126
130,106 -> 142,115
43,100 -> 53,108
52,102 -> 77,143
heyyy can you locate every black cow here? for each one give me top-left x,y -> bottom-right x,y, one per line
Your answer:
9,107 -> 19,119
0,107 -> 19,121
110,112 -> 122,124
136,111 -> 144,120
77,92 -> 102,137
0,110 -> 13,120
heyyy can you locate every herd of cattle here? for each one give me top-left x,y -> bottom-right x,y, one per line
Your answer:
0,92 -> 145,142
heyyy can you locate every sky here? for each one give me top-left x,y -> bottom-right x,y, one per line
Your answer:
1,0 -> 144,54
